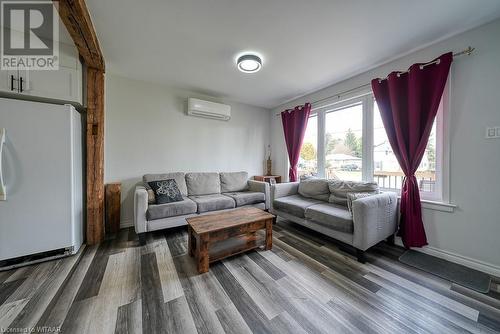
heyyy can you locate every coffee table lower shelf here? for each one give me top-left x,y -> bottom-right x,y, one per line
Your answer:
208,233 -> 265,263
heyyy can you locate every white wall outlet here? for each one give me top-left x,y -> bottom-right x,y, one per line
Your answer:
485,126 -> 500,139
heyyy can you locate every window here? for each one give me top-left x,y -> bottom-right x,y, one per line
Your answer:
325,103 -> 363,181
298,115 -> 318,178
300,90 -> 447,202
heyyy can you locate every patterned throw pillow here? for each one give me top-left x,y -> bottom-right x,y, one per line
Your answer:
148,179 -> 183,205
346,192 -> 377,215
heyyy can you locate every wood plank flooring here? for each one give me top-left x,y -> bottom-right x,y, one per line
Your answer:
1,220 -> 500,334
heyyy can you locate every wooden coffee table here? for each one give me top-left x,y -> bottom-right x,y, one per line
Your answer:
186,207 -> 275,273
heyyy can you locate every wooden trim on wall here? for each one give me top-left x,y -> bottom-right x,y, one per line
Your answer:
55,0 -> 106,244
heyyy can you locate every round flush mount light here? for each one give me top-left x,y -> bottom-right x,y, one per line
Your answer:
237,54 -> 262,73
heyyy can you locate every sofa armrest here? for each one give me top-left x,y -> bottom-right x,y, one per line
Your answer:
352,192 -> 398,251
134,185 -> 149,234
248,180 -> 270,209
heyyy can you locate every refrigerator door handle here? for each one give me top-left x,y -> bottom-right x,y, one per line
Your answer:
0,128 -> 5,200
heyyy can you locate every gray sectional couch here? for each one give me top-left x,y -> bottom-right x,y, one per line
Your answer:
270,178 -> 398,262
134,171 -> 269,244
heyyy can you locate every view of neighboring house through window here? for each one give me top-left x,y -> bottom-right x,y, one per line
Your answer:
325,103 -> 363,181
298,114 -> 318,177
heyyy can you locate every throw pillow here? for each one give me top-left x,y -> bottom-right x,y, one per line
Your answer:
347,192 -> 376,215
148,179 -> 183,205
143,172 -> 188,203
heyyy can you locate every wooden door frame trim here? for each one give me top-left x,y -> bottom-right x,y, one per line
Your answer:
55,0 -> 105,244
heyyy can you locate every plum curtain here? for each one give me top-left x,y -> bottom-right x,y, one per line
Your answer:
281,103 -> 312,182
371,52 -> 452,248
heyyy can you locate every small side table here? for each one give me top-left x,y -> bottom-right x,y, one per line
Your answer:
105,182 -> 121,234
254,175 -> 282,184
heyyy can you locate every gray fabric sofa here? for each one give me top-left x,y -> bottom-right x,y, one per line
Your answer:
270,179 -> 398,262
134,171 -> 269,244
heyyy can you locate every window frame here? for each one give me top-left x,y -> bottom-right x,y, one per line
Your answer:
312,93 -> 372,181
301,84 -> 449,202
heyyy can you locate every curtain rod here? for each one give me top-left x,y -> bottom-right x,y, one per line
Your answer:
276,46 -> 474,116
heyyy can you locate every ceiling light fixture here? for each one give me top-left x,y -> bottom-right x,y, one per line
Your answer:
237,54 -> 262,73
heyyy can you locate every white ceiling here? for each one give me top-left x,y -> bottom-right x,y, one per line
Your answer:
86,0 -> 500,108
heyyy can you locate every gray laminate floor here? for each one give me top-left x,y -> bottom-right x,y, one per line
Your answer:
1,220 -> 500,334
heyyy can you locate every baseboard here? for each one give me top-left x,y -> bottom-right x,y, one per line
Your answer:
395,238 -> 500,277
120,219 -> 134,229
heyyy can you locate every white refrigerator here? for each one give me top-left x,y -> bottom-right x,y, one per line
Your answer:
0,98 -> 83,263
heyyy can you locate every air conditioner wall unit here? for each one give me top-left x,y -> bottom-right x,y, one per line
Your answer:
187,98 -> 231,121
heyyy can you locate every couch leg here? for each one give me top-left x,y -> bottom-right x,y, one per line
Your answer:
138,233 -> 147,246
356,249 -> 366,264
386,234 -> 395,246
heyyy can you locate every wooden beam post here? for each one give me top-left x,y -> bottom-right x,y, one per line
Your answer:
55,0 -> 106,244
86,67 -> 105,244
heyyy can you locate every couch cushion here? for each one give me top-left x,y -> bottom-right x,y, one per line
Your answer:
220,171 -> 249,193
147,196 -> 197,220
305,203 -> 354,233
189,194 -> 235,213
223,191 -> 265,207
328,180 -> 379,206
273,195 -> 322,218
298,178 -> 330,201
186,172 -> 221,196
144,172 -> 188,199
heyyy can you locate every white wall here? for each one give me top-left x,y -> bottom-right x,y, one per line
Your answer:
270,19 -> 500,273
104,74 -> 270,227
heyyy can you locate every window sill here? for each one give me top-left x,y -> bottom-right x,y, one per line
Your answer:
396,196 -> 456,213
420,199 -> 456,213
